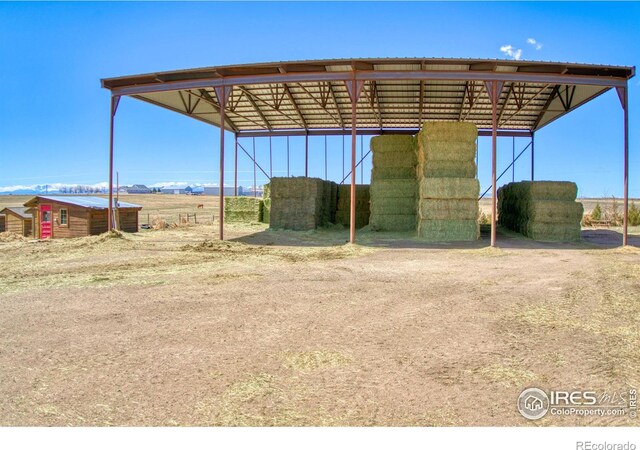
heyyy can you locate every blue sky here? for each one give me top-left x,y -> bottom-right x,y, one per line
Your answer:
0,1 -> 638,197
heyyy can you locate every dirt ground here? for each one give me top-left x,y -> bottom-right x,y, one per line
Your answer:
1,216 -> 639,426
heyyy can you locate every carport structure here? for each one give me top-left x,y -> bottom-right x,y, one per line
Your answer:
101,58 -> 635,246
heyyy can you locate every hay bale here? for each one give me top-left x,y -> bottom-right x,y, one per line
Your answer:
521,221 -> 582,241
370,197 -> 417,214
417,219 -> 479,241
269,177 -> 335,230
261,198 -> 271,224
370,135 -> 415,154
419,121 -> 478,143
370,180 -> 417,199
419,178 -> 479,199
371,167 -> 418,180
336,184 -> 370,209
417,140 -> 477,162
369,214 -> 416,231
335,211 -> 370,229
270,177 -> 326,199
372,151 -> 418,168
224,197 -> 263,223
419,160 -> 477,178
418,199 -> 479,221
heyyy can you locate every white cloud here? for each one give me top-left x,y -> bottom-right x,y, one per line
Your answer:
0,182 -> 108,193
527,38 -> 543,50
500,44 -> 523,60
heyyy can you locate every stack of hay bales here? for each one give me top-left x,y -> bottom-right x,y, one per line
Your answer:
224,197 -> 263,223
416,122 -> 479,241
269,177 -> 337,230
498,181 -> 583,241
369,135 -> 418,231
262,183 -> 271,224
335,184 -> 370,229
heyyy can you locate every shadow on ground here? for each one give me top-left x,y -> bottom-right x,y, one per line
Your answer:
230,225 -> 640,251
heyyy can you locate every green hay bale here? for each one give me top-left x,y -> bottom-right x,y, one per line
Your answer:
261,198 -> 271,224
419,160 -> 477,178
522,221 -> 582,241
370,135 -> 416,154
372,151 -> 417,168
417,140 -> 477,162
417,219 -> 479,241
419,178 -> 479,199
224,197 -> 263,223
369,214 -> 416,231
335,210 -> 370,229
370,197 -> 416,215
263,183 -> 270,199
419,121 -> 478,143
500,181 -> 578,202
418,199 -> 479,221
336,184 -> 370,210
524,200 -> 584,223
370,179 -> 417,199
371,167 -> 417,180
270,177 -> 325,199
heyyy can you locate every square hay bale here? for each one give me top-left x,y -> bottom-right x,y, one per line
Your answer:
369,214 -> 416,232
372,151 -> 418,168
418,199 -> 479,221
370,179 -> 417,199
417,219 -> 479,241
261,198 -> 271,224
336,184 -> 370,210
521,221 -> 582,241
419,121 -> 478,143
371,167 -> 418,180
269,177 -> 333,230
335,210 -> 370,229
370,135 -> 416,154
370,197 -> 417,215
419,178 -> 480,199
417,140 -> 477,162
224,197 -> 263,223
419,160 -> 477,179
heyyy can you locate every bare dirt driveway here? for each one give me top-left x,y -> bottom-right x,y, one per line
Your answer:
1,224 -> 639,426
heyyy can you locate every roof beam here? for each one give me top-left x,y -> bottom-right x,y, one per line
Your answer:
236,128 -> 533,138
240,85 -> 273,131
296,83 -> 343,127
327,82 -> 344,128
107,69 -> 629,97
193,89 -> 239,132
237,86 -> 305,129
278,66 -> 308,130
499,84 -> 551,127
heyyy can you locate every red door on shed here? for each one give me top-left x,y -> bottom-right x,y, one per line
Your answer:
40,204 -> 52,239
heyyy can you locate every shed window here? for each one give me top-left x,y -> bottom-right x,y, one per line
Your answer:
60,209 -> 68,225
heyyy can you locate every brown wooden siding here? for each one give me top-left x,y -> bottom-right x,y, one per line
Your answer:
0,215 -> 5,232
89,209 -> 139,234
49,203 -> 90,239
5,213 -> 31,236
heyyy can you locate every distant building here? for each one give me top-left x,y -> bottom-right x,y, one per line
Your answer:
161,186 -> 191,195
126,184 -> 152,194
0,207 -> 33,237
23,196 -> 142,239
202,186 -> 239,196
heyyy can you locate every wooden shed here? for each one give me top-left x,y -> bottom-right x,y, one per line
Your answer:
23,196 -> 142,239
0,207 -> 34,237
0,214 -> 5,232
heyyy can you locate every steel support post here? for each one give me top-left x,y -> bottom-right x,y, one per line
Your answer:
512,137 -> 515,182
234,133 -> 238,196
305,133 -> 309,177
531,133 -> 535,181
324,135 -> 328,180
108,95 -> 120,232
214,86 -> 231,240
286,136 -> 290,177
269,136 -> 273,178
345,79 -> 364,244
617,86 -> 629,246
252,137 -> 257,198
489,82 -> 499,247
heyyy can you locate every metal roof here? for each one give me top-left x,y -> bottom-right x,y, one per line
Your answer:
0,207 -> 33,219
24,196 -> 142,209
101,58 -> 635,135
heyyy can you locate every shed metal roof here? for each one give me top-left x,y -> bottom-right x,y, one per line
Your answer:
0,207 -> 33,219
24,196 -> 142,209
101,58 -> 635,135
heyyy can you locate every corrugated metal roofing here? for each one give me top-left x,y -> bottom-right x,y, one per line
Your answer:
32,196 -> 142,209
101,58 -> 634,134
